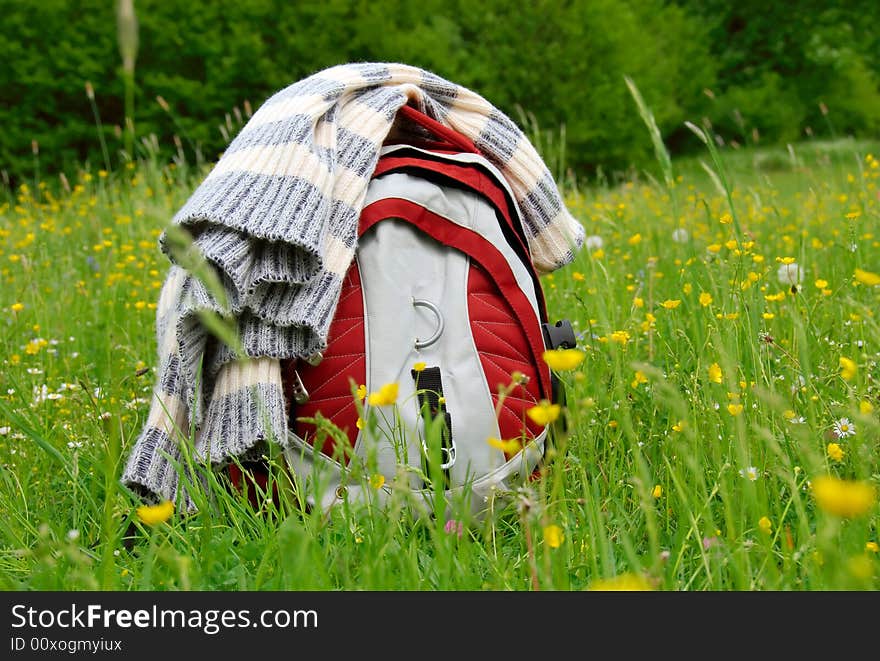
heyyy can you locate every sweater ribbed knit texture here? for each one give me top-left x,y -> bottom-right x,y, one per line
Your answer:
121,62 -> 585,508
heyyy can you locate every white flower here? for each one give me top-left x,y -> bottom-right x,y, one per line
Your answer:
585,235 -> 604,250
0,426 -> 10,435
32,384 -> 49,404
739,466 -> 759,481
671,228 -> 689,243
832,417 -> 856,438
66,529 -> 80,541
776,262 -> 804,286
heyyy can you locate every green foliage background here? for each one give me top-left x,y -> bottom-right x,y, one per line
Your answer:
2,0 -> 879,184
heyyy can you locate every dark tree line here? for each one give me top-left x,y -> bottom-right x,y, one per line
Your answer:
2,0 -> 878,185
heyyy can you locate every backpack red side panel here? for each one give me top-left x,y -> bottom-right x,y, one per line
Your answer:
467,261 -> 545,459
285,264 -> 366,464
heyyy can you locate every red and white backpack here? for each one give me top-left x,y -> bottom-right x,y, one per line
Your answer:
275,106 -> 576,519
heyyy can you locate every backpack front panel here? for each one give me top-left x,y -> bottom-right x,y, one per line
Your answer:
286,150 -> 554,513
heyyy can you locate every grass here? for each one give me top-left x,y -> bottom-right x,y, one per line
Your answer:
0,122 -> 878,591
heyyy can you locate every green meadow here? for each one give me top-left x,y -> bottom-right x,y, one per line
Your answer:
0,110 -> 878,590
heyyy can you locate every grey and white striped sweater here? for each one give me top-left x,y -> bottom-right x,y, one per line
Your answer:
121,62 -> 585,508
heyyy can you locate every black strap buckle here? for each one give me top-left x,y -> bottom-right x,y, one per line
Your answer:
542,319 -> 577,350
411,366 -> 455,486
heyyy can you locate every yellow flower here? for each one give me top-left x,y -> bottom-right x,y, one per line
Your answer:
727,403 -> 744,416
814,279 -> 828,289
866,542 -> 879,554
543,524 -> 564,549
707,243 -> 722,253
672,421 -> 685,432
627,233 -> 642,245
682,283 -> 693,295
758,516 -> 772,534
542,348 -> 586,371
854,268 -> 880,286
355,384 -> 367,401
11,302 -> 24,312
708,362 -> 722,384
651,484 -> 662,499
136,500 -> 174,526
660,299 -> 681,309
571,271 -> 585,282
859,400 -> 874,414
811,475 -> 877,518
526,400 -> 561,426
719,213 -> 733,224
630,370 -> 648,388
839,357 -> 857,382
827,442 -> 845,462
356,417 -> 365,430
487,436 -> 523,454
368,382 -> 399,406
633,297 -> 644,308
699,292 -> 713,307
412,361 -> 426,373
369,474 -> 385,489
609,330 -> 630,345
588,573 -> 653,591
764,292 -> 785,302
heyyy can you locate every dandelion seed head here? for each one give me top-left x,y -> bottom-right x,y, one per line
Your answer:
585,235 -> 604,250
776,262 -> 804,286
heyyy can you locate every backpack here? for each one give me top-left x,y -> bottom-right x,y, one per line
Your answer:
246,106 -> 576,520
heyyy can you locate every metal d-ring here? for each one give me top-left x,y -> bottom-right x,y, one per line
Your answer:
412,298 -> 444,349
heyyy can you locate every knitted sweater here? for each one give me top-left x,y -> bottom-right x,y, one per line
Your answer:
121,62 -> 585,508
